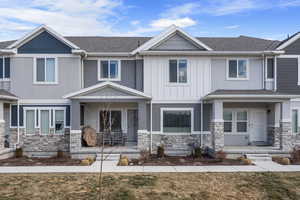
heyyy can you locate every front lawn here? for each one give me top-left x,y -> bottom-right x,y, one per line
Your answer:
1,172 -> 300,200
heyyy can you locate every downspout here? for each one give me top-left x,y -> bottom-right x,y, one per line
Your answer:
16,100 -> 20,148
200,99 -> 203,147
262,54 -> 265,89
274,55 -> 277,91
150,101 -> 153,153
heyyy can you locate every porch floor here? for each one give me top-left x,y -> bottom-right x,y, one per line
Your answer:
224,146 -> 288,155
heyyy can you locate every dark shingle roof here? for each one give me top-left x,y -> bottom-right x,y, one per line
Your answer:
0,35 -> 281,52
208,90 -> 292,96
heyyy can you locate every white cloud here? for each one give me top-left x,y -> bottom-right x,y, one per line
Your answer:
150,17 -> 197,29
279,0 -> 300,7
130,20 -> 140,25
225,25 -> 240,29
162,3 -> 200,18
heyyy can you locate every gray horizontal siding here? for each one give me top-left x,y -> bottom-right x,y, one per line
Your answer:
151,103 -> 212,132
83,59 -> 143,91
283,38 -> 300,55
18,31 -> 72,54
277,58 -> 300,94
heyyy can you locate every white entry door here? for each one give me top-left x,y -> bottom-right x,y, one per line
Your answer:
249,109 -> 267,143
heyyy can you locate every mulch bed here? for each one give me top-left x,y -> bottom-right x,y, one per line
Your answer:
0,156 -> 83,166
130,155 -> 249,166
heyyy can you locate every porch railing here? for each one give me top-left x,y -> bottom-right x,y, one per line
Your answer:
101,131 -> 127,146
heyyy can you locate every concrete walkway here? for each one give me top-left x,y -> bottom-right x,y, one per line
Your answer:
1,160 -> 300,173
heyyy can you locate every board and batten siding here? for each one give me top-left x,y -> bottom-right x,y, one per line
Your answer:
143,56 -> 211,101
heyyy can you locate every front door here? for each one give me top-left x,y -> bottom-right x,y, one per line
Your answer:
127,110 -> 138,144
250,109 -> 267,143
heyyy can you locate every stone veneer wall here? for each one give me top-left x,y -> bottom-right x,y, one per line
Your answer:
210,122 -> 224,151
9,128 -> 70,154
0,121 -> 4,150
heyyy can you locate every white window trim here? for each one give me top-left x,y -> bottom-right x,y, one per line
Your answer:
0,57 -> 10,81
160,107 -> 194,134
24,108 -> 37,135
98,108 -> 123,132
33,57 -> 58,85
292,108 -> 300,134
265,57 -> 275,81
223,109 -> 248,134
53,107 -> 66,135
223,110 -> 233,133
226,58 -> 249,80
97,59 -> 121,81
168,59 -> 189,85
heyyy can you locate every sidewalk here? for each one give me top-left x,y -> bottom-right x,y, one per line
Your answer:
1,160 -> 300,173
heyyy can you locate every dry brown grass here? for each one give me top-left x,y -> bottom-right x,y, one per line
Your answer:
1,172 -> 300,200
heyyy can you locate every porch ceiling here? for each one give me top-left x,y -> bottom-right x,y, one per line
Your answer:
63,81 -> 151,100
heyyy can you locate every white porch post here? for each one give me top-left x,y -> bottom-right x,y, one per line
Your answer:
211,100 -> 224,151
0,101 -> 5,150
70,100 -> 81,152
272,102 -> 281,148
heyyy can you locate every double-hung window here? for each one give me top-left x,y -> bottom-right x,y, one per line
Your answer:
25,109 -> 36,135
266,58 -> 274,80
169,59 -> 187,83
162,108 -> 192,133
223,110 -> 248,133
35,57 -> 57,84
223,111 -> 233,133
292,109 -> 298,134
227,59 -> 248,80
40,109 -> 50,135
98,60 -> 120,81
55,109 -> 65,134
0,57 -> 10,80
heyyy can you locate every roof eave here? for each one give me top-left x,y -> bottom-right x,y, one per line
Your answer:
203,94 -> 300,100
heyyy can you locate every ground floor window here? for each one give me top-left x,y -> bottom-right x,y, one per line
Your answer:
99,110 -> 122,132
24,107 -> 66,135
292,109 -> 298,133
223,110 -> 248,133
162,108 -> 192,133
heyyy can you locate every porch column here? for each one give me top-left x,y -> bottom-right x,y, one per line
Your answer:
211,100 -> 224,151
280,100 -> 293,151
272,103 -> 281,148
137,101 -> 150,150
0,101 -> 4,150
70,100 -> 81,152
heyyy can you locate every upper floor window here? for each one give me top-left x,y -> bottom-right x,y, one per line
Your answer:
98,60 -> 121,81
34,57 -> 57,84
0,57 -> 10,80
169,59 -> 187,83
227,59 -> 248,80
267,58 -> 274,79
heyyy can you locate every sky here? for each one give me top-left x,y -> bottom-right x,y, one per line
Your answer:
0,0 -> 300,41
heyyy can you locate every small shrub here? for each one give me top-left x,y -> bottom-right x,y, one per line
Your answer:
15,148 -> 23,158
193,147 -> 202,158
290,147 -> 300,163
119,156 -> 129,166
86,156 -> 95,164
215,150 -> 227,160
280,158 -> 291,165
80,159 -> 90,166
237,156 -> 246,161
139,149 -> 150,161
243,159 -> 252,165
56,150 -> 64,158
157,145 -> 165,158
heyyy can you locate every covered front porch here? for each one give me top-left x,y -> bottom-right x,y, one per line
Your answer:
63,82 -> 151,155
205,90 -> 296,152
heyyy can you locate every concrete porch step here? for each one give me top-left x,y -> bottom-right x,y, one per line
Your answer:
96,154 -> 120,161
246,154 -> 272,162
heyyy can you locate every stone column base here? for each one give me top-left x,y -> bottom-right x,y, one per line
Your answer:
211,121 -> 224,151
137,130 -> 150,151
70,130 -> 82,152
0,121 -> 4,150
280,122 -> 293,151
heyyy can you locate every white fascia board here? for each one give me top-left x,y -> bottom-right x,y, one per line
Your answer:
0,95 -> 18,100
0,49 -> 17,54
87,52 -> 131,57
139,50 -> 284,56
204,94 -> 300,99
7,25 -> 80,50
131,25 -> 212,55
276,33 -> 300,50
71,96 -> 146,99
63,81 -> 151,99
